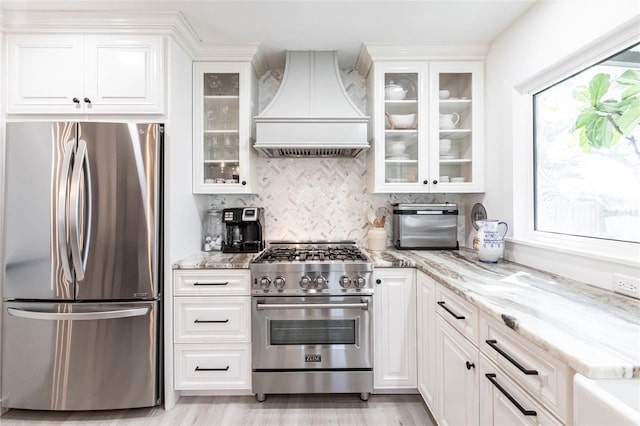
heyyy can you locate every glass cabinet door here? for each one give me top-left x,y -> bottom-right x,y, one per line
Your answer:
430,61 -> 483,192
383,72 -> 420,184
202,73 -> 241,184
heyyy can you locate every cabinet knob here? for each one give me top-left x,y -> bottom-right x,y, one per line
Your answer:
466,361 -> 475,370
432,180 -> 438,185
72,97 -> 80,104
83,97 -> 91,104
241,180 -> 247,186
423,180 -> 429,185
375,279 -> 382,285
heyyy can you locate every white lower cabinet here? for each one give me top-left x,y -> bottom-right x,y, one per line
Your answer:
435,315 -> 479,426
479,314 -> 570,425
172,269 -> 251,394
412,272 -> 572,425
480,354 -> 562,425
417,271 -> 437,414
373,268 -> 417,391
174,344 -> 251,391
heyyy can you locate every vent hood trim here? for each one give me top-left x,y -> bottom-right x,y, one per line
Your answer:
254,50 -> 370,158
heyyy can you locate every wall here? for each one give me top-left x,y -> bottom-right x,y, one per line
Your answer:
204,154 -> 465,247
482,0 -> 640,288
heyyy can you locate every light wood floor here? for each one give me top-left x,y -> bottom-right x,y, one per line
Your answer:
0,394 -> 436,425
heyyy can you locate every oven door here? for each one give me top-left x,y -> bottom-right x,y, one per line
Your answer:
252,295 -> 372,370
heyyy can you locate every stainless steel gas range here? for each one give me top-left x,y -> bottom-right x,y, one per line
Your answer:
250,241 -> 374,402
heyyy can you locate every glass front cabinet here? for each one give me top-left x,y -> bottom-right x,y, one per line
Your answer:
193,62 -> 257,194
369,61 -> 483,193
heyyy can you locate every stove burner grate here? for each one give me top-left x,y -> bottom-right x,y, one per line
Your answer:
253,244 -> 369,263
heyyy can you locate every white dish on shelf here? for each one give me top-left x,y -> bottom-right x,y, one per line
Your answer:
386,113 -> 416,129
387,140 -> 406,155
451,177 -> 465,183
387,178 -> 408,183
386,155 -> 411,160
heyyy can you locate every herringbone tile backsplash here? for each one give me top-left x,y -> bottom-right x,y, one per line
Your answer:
206,154 -> 465,246
205,67 -> 464,247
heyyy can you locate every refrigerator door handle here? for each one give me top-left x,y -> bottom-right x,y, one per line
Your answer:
57,140 -> 75,282
69,140 -> 92,281
7,307 -> 149,321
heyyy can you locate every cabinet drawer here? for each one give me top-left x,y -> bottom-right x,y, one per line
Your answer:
480,354 -> 563,425
435,284 -> 479,346
174,270 -> 250,295
174,343 -> 251,390
480,315 -> 570,423
174,297 -> 250,343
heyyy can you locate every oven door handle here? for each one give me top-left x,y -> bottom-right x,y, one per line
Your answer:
256,302 -> 370,311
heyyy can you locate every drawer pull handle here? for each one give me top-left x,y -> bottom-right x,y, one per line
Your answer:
466,361 -> 475,370
195,366 -> 230,372
437,301 -> 465,320
194,319 -> 229,324
193,281 -> 229,286
486,339 -> 539,375
485,373 -> 537,417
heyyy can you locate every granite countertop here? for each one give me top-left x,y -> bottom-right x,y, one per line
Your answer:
172,251 -> 258,269
173,248 -> 640,379
367,248 -> 640,380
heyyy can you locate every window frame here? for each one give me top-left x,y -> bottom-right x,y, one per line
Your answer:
512,26 -> 640,268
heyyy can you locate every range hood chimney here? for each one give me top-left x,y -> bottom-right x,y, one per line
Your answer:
254,50 -> 370,158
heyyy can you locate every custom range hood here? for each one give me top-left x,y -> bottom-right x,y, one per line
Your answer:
254,51 -> 370,157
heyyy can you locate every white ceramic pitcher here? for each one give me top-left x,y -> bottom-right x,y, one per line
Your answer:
473,219 -> 508,263
439,112 -> 460,129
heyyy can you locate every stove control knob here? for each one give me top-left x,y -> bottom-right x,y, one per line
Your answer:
313,275 -> 326,289
299,275 -> 312,289
259,276 -> 271,289
274,276 -> 286,289
339,275 -> 352,288
354,276 -> 366,289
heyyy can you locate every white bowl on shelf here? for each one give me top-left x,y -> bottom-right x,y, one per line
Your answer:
387,141 -> 406,156
451,177 -> 465,183
386,113 -> 416,129
439,90 -> 450,100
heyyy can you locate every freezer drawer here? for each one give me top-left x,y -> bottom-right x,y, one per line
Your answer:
1,301 -> 159,411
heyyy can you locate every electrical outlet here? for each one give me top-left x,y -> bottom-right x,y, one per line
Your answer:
613,273 -> 640,299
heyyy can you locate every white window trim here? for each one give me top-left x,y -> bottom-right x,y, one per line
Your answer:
510,20 -> 640,273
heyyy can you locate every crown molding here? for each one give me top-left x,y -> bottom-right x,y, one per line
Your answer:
193,43 -> 268,77
355,42 -> 490,76
1,10 -> 202,58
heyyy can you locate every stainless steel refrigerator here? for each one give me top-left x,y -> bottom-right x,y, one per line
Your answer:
2,122 -> 162,411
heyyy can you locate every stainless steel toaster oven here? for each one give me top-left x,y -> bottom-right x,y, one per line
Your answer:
392,203 -> 459,250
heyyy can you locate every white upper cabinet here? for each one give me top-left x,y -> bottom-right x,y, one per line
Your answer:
192,62 -> 258,194
429,61 -> 484,193
370,62 -> 428,193
366,56 -> 484,193
7,35 -> 165,114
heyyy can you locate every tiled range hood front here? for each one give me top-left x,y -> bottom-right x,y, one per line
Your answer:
254,50 -> 370,158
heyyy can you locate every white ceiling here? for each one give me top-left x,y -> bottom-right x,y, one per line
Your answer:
1,0 -> 538,68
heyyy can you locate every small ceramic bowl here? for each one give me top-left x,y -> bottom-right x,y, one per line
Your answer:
387,113 -> 416,129
387,141 -> 406,156
439,90 -> 450,100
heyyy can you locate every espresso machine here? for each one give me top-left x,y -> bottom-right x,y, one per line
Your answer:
221,207 -> 265,253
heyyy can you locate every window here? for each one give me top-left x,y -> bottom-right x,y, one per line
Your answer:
533,43 -> 640,244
